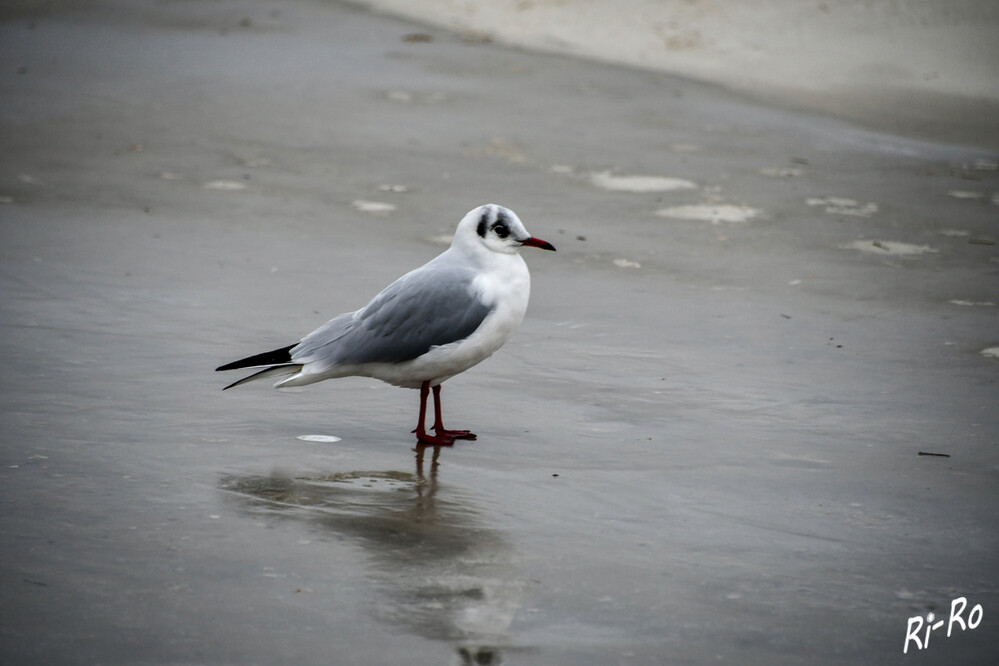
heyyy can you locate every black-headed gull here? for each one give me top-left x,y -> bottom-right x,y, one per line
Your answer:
217,204 -> 555,446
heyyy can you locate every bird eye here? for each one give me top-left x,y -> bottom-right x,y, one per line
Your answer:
493,222 -> 509,238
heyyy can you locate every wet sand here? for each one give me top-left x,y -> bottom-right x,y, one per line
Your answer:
1,1 -> 998,663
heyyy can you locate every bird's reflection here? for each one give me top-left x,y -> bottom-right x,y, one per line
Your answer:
219,445 -> 522,664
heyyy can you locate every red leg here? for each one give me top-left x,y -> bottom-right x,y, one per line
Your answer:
431,384 -> 476,441
413,381 -> 457,446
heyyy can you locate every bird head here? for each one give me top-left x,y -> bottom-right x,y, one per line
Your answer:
454,204 -> 556,256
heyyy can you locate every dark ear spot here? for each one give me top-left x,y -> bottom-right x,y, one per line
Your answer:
492,210 -> 510,238
476,213 -> 488,238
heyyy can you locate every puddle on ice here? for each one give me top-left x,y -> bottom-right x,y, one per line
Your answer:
384,90 -> 448,104
352,200 -> 396,213
654,204 -> 760,224
949,300 -> 995,307
613,258 -> 641,268
589,171 -> 697,193
806,196 -> 878,217
203,180 -> 247,191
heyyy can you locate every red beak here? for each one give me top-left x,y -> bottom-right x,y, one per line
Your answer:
519,236 -> 556,251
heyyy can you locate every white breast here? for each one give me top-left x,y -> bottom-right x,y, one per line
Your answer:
363,253 -> 531,388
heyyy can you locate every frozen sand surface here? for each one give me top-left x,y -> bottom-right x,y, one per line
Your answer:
2,0 -> 998,663
361,0 -> 999,149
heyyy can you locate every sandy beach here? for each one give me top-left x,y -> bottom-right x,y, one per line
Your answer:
361,0 -> 999,150
1,0 -> 997,663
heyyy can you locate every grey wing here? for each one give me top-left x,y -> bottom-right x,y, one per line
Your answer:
290,311 -> 356,366
292,264 -> 493,369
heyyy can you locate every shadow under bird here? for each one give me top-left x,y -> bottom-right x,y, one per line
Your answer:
216,204 -> 556,446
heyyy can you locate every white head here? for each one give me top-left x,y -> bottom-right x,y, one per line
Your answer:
452,204 -> 556,256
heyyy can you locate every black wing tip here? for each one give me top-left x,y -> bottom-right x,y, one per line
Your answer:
216,344 -> 295,372
220,363 -> 300,391
221,376 -> 248,390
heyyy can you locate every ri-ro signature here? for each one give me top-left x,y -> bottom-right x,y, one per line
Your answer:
903,597 -> 983,654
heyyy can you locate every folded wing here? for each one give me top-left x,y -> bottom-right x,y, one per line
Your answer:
291,263 -> 493,372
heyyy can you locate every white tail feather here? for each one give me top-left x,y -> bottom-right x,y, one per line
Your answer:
223,364 -> 301,390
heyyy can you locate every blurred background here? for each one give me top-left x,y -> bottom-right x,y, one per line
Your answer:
361,0 -> 999,149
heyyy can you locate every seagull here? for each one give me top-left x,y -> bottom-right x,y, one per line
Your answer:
216,204 -> 556,446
